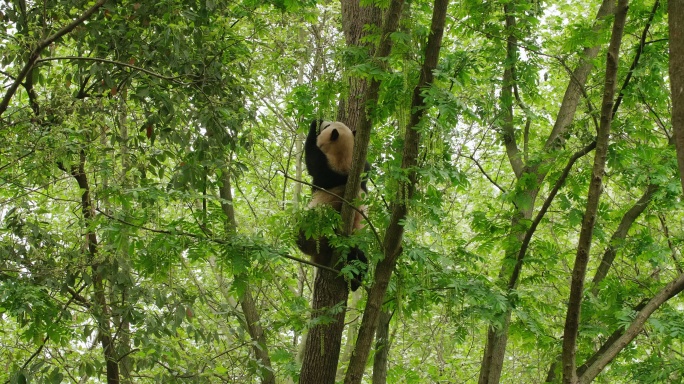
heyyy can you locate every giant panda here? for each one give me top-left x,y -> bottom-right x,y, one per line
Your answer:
296,120 -> 370,291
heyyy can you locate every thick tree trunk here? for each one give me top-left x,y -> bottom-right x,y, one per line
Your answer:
299,270 -> 350,384
337,0 -> 382,128
299,1 -> 401,382
561,1 -> 629,383
344,1 -> 448,382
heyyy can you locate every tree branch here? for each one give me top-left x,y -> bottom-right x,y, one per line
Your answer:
578,273 -> 684,383
612,0 -> 660,118
590,183 -> 659,293
467,155 -> 508,193
508,141 -> 597,290
0,0 -> 108,117
500,4 -> 524,178
35,56 -> 192,84
544,0 -> 615,149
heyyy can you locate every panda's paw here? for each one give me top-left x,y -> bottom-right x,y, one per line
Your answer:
348,247 -> 367,292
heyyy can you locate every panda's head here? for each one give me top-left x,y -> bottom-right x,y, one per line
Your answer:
316,121 -> 355,174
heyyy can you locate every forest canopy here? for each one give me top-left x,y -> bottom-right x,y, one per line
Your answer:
2,0 -> 684,383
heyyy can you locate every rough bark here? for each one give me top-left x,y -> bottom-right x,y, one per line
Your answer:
561,1 -> 629,383
343,1 -> 448,382
340,0 -> 405,234
299,269 -> 350,384
299,2 -> 402,382
337,1 -> 383,128
220,172 -> 275,384
671,0 -> 684,192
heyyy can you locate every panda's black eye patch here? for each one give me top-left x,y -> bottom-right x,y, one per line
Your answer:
330,128 -> 339,141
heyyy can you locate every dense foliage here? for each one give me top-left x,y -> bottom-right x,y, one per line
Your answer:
1,0 -> 683,383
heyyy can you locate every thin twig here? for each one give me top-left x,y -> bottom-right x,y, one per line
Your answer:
466,155 -> 507,193
94,208 -> 348,276
35,56 -> 192,84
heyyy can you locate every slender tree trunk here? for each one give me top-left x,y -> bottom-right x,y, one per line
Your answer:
372,310 -> 393,384
671,0 -> 684,191
220,172 -> 275,384
115,86 -> 133,383
561,2 -> 629,383
61,153 -> 120,384
337,291 -> 363,381
344,1 -> 448,382
478,7 -> 522,383
478,2 -> 615,382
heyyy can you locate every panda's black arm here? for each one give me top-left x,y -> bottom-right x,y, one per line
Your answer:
305,120 -> 329,187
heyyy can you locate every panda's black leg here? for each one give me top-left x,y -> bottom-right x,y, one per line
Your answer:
348,247 -> 368,292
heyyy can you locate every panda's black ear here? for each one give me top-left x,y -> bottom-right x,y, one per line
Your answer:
330,128 -> 339,141
352,130 -> 357,136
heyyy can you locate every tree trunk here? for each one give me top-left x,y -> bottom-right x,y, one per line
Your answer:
337,291 -> 363,381
337,0 -> 382,127
61,153 -> 120,384
477,1 -> 615,382
115,87 -> 134,383
299,1 -> 400,381
372,310 -> 393,384
561,1 -> 629,382
344,1 -> 448,382
671,0 -> 684,192
299,269 -> 350,384
220,172 -> 275,384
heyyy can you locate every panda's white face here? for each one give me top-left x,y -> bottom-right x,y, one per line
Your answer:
316,121 -> 355,175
